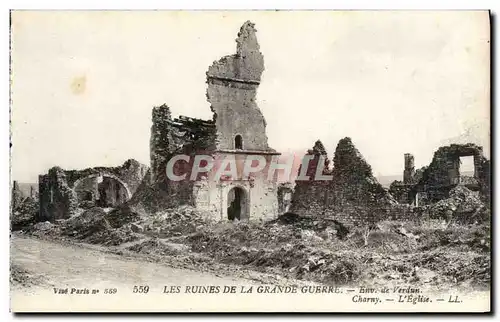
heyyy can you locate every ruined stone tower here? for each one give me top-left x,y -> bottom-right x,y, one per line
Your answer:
206,21 -> 271,151
200,21 -> 280,221
149,21 -> 280,221
403,153 -> 415,184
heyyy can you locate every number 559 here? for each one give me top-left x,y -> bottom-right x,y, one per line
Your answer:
133,285 -> 150,294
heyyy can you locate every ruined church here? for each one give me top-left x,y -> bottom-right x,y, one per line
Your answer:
34,21 -> 490,227
36,21 -> 280,223
149,21 -> 280,221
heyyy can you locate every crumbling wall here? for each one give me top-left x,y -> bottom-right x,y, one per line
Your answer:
116,159 -> 150,194
326,137 -> 397,225
65,159 -> 148,196
11,180 -> 39,230
409,143 -> 489,205
388,180 -> 411,204
150,105 -> 216,180
11,181 -> 24,212
150,104 -> 176,185
38,167 -> 78,222
289,140 -> 331,214
389,155 -> 422,204
74,176 -> 99,203
148,104 -> 217,208
206,21 -> 272,152
389,165 -> 427,204
290,137 -> 397,227
38,160 -> 148,222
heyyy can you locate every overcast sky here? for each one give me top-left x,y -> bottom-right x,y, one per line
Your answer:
11,11 -> 490,183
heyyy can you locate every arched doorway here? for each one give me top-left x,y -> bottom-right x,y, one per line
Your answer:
73,174 -> 131,208
227,186 -> 249,221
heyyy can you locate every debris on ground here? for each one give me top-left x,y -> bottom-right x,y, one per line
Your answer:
133,205 -> 211,238
33,221 -> 53,231
128,238 -> 190,256
131,223 -> 144,233
272,212 -> 350,239
62,207 -> 111,238
426,186 -> 489,223
42,207 -> 140,246
105,206 -> 143,228
23,200 -> 490,290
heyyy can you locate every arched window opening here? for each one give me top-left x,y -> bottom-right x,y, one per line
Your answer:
235,135 -> 243,150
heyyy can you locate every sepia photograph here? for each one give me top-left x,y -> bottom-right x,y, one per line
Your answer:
9,10 -> 491,312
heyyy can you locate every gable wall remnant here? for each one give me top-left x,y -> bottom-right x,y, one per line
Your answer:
290,137 -> 397,227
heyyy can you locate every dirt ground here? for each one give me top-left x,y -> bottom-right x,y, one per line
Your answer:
10,234 -> 490,313
10,235 -> 265,293
10,234 -> 321,312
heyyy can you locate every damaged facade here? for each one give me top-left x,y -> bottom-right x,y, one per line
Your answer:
38,159 -> 148,222
389,143 -> 490,206
149,21 -> 280,221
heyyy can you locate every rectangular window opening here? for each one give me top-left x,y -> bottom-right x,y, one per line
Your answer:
459,156 -> 475,176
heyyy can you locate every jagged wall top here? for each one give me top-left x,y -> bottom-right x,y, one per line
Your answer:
206,21 -> 264,83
